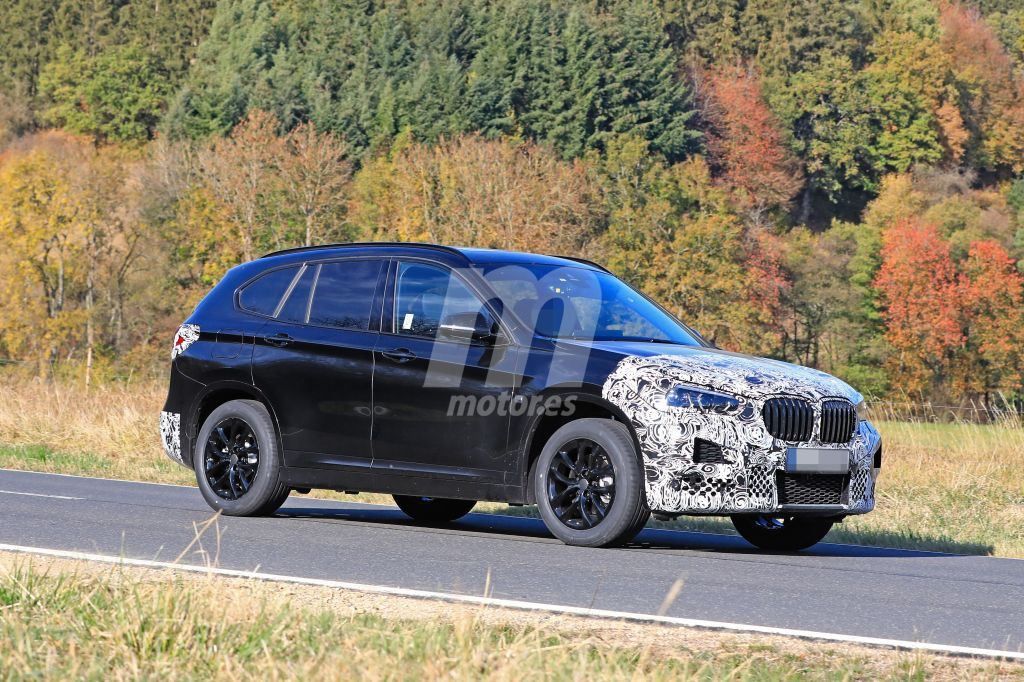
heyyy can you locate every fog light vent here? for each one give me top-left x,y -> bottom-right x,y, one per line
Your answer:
693,438 -> 726,464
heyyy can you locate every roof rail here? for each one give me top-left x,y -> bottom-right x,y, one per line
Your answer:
551,255 -> 610,272
260,241 -> 467,259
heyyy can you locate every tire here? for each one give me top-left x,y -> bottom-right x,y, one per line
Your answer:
393,496 -> 476,523
194,399 -> 290,516
534,418 -> 649,548
731,514 -> 835,551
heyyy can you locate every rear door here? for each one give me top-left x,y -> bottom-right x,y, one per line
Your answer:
251,258 -> 387,470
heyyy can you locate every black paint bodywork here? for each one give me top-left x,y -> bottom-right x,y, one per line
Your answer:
163,243 -> 691,504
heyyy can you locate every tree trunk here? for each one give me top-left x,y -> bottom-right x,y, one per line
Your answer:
85,259 -> 94,388
798,186 -> 813,226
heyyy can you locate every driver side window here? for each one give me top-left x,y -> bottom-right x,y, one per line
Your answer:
394,262 -> 485,339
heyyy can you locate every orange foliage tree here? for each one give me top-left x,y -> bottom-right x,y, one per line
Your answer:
699,65 -> 804,228
957,240 -> 1024,398
874,218 -> 963,397
939,2 -> 1024,173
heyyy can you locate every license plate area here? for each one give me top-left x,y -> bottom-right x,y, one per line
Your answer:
785,447 -> 850,474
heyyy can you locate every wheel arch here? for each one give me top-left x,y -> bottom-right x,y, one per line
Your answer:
519,389 -> 643,504
185,381 -> 281,468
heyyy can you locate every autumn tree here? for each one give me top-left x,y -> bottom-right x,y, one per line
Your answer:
349,135 -> 602,255
0,133 -> 150,381
957,240 -> 1024,398
939,2 -> 1024,173
280,122 -> 353,247
0,140 -> 83,375
700,65 -> 804,228
200,110 -> 287,261
875,217 -> 963,397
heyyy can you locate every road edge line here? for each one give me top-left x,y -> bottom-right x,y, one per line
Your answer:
0,542 -> 1021,662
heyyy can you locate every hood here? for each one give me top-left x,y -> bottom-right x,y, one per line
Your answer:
563,340 -> 861,404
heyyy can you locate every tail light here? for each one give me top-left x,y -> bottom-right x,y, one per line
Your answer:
171,324 -> 200,359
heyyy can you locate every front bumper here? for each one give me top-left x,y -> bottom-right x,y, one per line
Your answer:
640,420 -> 881,516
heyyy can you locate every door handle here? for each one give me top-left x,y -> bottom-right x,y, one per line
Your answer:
263,333 -> 293,347
381,347 -> 417,363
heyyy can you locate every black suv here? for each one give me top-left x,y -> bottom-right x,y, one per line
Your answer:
161,243 -> 881,549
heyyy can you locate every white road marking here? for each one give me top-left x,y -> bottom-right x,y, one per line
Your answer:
0,490 -> 82,500
0,542 -> 1020,661
0,468 -> 197,489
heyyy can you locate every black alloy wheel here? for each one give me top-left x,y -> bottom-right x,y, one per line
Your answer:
204,417 -> 260,500
547,438 -> 616,530
534,418 -> 649,547
194,399 -> 289,516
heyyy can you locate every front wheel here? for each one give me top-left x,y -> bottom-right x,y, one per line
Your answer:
731,514 -> 835,551
393,496 -> 476,523
534,418 -> 649,548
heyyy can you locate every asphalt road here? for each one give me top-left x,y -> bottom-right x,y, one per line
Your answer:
1,468 -> 1022,654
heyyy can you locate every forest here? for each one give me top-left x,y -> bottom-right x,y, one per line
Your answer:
1,0 -> 1023,406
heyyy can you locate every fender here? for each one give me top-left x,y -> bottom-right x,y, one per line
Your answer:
513,384 -> 644,501
184,380 -> 282,469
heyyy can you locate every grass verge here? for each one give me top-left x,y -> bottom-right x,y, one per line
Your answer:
1,552 -> 1019,680
1,376 -> 1022,557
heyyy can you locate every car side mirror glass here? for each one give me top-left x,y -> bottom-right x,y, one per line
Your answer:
438,311 -> 498,344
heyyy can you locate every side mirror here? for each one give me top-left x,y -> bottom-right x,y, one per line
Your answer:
438,311 -> 498,344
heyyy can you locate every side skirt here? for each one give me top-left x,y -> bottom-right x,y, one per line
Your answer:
280,466 -> 523,504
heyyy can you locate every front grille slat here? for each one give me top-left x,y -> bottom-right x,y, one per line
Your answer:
777,472 -> 848,505
784,398 -> 792,440
762,398 -> 814,442
820,400 -> 856,444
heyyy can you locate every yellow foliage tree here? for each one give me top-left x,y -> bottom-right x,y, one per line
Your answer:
349,135 -> 602,255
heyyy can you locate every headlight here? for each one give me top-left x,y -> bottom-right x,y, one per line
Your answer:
666,386 -> 740,411
855,398 -> 869,421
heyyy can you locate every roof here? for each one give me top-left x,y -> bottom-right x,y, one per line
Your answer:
260,242 -> 606,271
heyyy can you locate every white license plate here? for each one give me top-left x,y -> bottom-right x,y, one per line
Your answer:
785,447 -> 850,474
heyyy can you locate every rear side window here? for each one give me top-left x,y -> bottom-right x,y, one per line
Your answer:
238,266 -> 300,317
308,260 -> 383,331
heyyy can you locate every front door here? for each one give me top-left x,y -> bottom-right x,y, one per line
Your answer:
371,260 -> 520,484
252,257 -> 386,469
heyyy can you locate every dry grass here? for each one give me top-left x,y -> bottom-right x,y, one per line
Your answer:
1,374 -> 1023,556
1,552 -> 1019,681
0,375 -> 190,485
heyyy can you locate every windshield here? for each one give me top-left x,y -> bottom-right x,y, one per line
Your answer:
476,263 -> 701,345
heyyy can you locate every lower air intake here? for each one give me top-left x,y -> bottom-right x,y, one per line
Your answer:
776,472 -> 848,506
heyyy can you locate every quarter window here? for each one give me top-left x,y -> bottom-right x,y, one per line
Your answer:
308,260 -> 383,331
239,266 -> 300,317
394,262 -> 486,339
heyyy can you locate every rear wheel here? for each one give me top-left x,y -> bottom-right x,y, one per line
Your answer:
194,399 -> 290,516
731,514 -> 834,551
393,496 -> 476,523
534,418 -> 649,548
